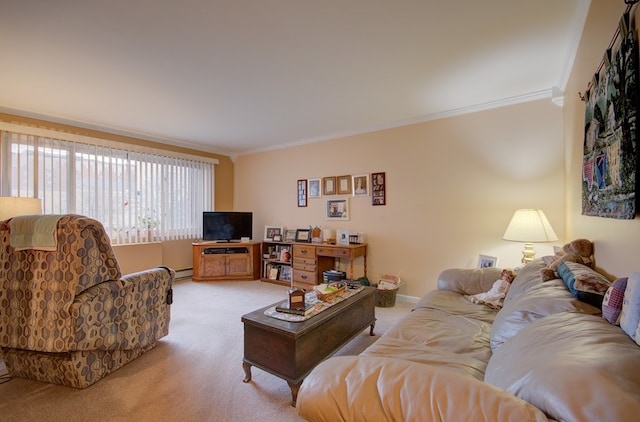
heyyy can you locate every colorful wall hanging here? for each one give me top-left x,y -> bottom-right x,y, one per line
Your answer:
582,12 -> 638,219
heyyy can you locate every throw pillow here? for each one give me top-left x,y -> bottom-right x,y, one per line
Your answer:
620,272 -> 640,340
557,261 -> 611,308
602,277 -> 628,325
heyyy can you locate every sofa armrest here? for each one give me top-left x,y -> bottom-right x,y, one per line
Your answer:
297,356 -> 548,422
437,267 -> 503,295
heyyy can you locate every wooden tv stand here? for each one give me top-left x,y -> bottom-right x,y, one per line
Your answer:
192,241 -> 260,281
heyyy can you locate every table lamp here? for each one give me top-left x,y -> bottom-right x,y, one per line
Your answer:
0,196 -> 42,220
503,209 -> 558,264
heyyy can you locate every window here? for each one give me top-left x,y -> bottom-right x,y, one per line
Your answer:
0,125 -> 216,244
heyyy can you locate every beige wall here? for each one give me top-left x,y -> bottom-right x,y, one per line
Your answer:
236,99 -> 564,297
563,1 -> 640,279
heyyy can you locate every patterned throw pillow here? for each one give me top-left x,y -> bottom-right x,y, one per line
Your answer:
620,273 -> 640,340
557,261 -> 612,308
602,278 -> 628,325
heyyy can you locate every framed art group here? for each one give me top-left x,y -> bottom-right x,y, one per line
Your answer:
297,171 -> 386,207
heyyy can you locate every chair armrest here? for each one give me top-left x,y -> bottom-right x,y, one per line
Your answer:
437,267 -> 503,295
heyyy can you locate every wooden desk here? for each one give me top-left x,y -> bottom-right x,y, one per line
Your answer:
315,243 -> 367,280
241,287 -> 376,406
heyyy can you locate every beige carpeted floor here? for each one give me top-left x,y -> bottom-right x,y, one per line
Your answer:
0,279 -> 413,422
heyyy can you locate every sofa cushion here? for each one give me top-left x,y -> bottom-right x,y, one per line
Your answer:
297,356 -> 549,422
621,273 -> 640,340
503,259 -> 547,305
557,261 -> 611,308
602,277 -> 628,325
370,290 -> 497,380
436,267 -> 502,295
485,312 -> 640,422
490,279 -> 600,350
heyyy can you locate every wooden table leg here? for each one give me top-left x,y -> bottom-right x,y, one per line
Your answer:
242,361 -> 252,383
369,319 -> 376,336
287,380 -> 302,407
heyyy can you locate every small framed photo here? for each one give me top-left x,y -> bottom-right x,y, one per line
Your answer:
352,174 -> 369,197
273,234 -> 282,242
264,226 -> 283,241
268,266 -> 279,280
295,228 -> 311,242
326,198 -> 350,220
337,229 -> 350,245
322,176 -> 337,195
478,254 -> 498,268
297,179 -> 307,207
371,172 -> 386,206
337,175 -> 352,195
284,229 -> 297,242
308,178 -> 321,198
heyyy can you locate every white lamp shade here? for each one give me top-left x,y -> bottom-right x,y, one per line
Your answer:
503,209 -> 558,243
0,197 -> 42,221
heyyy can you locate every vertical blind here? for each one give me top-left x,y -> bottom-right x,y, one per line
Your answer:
0,127 -> 215,244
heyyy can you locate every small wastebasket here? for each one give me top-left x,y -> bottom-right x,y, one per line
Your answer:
374,286 -> 398,307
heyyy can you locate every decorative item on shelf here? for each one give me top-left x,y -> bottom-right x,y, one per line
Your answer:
349,234 -> 359,244
283,228 -> 296,242
503,209 -> 558,264
322,228 -> 336,244
288,287 -> 306,309
273,234 -> 282,242
280,248 -> 291,262
314,282 -> 347,302
371,172 -> 386,206
311,226 -> 322,243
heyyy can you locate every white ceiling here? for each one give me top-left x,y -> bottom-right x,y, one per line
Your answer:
0,0 -> 589,156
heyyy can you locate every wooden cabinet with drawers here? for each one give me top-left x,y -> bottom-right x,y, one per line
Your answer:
260,241 -> 368,289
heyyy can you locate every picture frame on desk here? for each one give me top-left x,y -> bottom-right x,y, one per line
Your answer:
284,229 -> 297,242
478,254 -> 498,268
337,229 -> 350,245
264,226 -> 283,241
295,228 -> 311,242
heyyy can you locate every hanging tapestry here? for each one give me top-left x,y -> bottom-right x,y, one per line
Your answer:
582,13 -> 638,219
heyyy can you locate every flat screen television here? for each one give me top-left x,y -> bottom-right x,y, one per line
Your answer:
203,211 -> 253,242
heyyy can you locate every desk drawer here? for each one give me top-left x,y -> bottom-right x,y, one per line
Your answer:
316,246 -> 349,258
293,257 -> 316,271
293,268 -> 316,284
293,244 -> 317,258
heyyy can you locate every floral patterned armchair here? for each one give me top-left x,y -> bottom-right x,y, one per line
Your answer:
0,214 -> 174,388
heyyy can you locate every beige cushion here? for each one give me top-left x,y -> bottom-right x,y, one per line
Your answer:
436,267 -> 502,295
485,312 -> 640,422
490,279 -> 601,350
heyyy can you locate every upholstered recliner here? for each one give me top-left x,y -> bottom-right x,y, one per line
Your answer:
0,214 -> 174,388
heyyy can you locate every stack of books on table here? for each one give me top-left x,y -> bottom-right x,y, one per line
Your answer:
275,302 -> 316,316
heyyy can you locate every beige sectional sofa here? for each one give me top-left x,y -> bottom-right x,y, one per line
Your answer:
296,259 -> 640,421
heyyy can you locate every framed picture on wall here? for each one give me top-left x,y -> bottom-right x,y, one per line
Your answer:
297,179 -> 307,207
371,172 -> 386,206
352,174 -> 369,197
337,175 -> 352,195
323,176 -> 337,195
308,178 -> 321,198
326,198 -> 350,220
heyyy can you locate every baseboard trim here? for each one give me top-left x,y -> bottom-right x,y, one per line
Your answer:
396,293 -> 419,304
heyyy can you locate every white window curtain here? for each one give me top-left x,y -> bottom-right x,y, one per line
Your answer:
0,125 -> 216,244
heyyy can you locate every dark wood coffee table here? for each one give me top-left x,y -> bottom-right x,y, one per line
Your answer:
241,286 -> 376,406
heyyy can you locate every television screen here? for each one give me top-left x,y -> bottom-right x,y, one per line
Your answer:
203,211 -> 253,242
